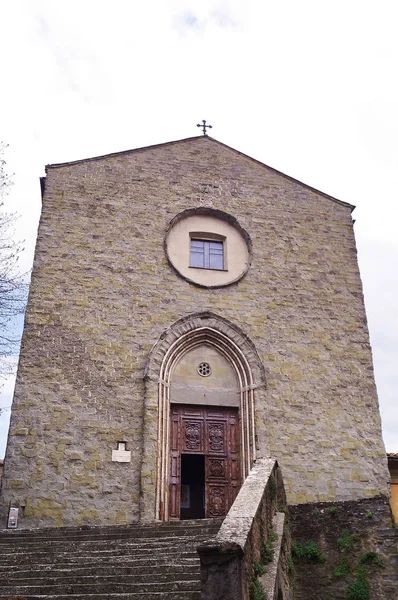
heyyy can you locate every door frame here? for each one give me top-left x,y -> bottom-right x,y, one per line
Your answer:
156,327 -> 258,521
140,313 -> 267,522
169,404 -> 241,520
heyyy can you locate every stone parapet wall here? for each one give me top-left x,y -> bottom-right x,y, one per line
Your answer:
0,136 -> 389,527
198,458 -> 292,600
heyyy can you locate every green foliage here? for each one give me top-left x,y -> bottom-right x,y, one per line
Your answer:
345,567 -> 369,600
268,476 -> 277,501
254,561 -> 266,576
366,512 -> 374,519
332,530 -> 383,598
359,551 -> 384,568
260,539 -> 274,564
277,501 -> 287,514
249,578 -> 267,600
334,530 -> 355,578
334,557 -> 351,577
259,530 -> 278,565
292,540 -> 326,564
287,554 -> 295,576
327,505 -> 339,516
338,530 -> 354,552
269,530 -> 278,543
252,529 -> 278,589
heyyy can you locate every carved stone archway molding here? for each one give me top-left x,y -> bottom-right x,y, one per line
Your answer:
140,312 -> 267,521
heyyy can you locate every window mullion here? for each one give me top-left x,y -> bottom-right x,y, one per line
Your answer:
204,242 -> 210,268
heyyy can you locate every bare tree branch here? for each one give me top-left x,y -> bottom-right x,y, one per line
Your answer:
0,143 -> 28,379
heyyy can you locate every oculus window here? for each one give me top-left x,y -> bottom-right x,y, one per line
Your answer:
190,239 -> 224,270
165,208 -> 251,288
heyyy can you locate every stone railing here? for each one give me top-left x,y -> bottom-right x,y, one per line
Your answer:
197,458 -> 292,600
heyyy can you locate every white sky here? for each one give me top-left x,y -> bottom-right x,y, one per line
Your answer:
0,0 -> 397,455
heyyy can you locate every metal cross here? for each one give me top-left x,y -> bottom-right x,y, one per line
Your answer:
197,120 -> 213,135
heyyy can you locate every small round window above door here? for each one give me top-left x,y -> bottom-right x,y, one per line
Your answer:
165,208 -> 251,288
171,345 -> 239,407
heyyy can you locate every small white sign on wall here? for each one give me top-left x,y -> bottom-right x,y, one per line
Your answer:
112,450 -> 132,462
8,507 -> 19,528
112,442 -> 131,463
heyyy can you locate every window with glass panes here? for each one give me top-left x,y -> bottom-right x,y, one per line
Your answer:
190,239 -> 224,270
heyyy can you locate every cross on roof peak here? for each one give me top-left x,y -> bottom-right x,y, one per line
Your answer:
197,120 -> 213,135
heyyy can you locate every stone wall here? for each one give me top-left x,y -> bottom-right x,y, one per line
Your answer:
289,497 -> 396,600
0,136 -> 389,527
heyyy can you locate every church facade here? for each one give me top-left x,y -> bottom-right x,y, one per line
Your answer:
0,136 -> 389,528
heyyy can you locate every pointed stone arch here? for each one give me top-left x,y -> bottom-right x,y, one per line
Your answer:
140,312 -> 267,521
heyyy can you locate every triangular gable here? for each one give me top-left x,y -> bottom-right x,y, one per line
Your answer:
46,135 -> 354,211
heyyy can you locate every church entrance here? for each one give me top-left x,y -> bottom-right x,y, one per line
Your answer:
169,405 -> 241,520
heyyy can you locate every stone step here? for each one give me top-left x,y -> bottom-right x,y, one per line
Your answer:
0,529 -> 218,543
0,520 -> 219,599
0,532 -> 218,547
0,578 -> 201,595
0,557 -> 198,571
0,534 -> 213,553
0,594 -> 201,600
0,563 -> 200,581
0,537 -> 204,552
0,532 -> 218,546
0,519 -> 221,541
0,545 -> 198,561
0,555 -> 199,572
0,529 -> 216,541
0,548 -> 201,561
0,570 -> 200,587
0,531 -> 218,544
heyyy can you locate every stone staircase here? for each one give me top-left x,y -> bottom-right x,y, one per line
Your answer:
0,519 -> 221,600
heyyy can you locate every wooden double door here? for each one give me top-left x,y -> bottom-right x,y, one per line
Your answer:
169,405 -> 241,520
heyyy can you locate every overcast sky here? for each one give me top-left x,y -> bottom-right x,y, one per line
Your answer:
0,0 -> 397,455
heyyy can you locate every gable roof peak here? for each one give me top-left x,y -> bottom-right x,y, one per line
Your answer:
45,135 -> 354,211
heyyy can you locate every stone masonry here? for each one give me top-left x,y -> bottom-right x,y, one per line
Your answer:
0,136 -> 389,528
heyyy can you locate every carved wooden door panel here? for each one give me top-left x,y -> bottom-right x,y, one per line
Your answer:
169,405 -> 240,520
205,408 -> 240,518
169,405 -> 205,519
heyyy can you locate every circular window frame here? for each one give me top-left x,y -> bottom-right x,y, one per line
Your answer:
164,207 -> 252,289
197,362 -> 212,377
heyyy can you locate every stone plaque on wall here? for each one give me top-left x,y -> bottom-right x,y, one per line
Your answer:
111,450 -> 132,463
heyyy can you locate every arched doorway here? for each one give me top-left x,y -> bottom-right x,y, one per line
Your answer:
169,342 -> 241,519
141,312 -> 267,521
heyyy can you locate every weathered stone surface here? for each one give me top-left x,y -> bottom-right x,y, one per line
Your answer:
261,512 -> 287,600
290,496 -> 396,600
0,519 -> 221,599
0,136 -> 389,527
